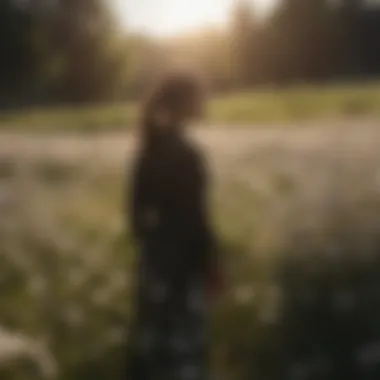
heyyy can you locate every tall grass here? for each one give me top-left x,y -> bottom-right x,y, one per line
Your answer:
1,124 -> 380,379
1,82 -> 380,131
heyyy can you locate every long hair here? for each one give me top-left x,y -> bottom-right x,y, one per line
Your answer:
139,72 -> 204,149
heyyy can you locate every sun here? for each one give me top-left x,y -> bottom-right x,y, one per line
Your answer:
151,0 -> 231,37
116,0 -> 277,37
115,0 -> 231,37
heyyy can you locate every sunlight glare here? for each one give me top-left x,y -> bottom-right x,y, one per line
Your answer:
116,0 -> 277,37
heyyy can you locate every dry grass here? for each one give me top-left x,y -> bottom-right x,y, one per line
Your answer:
1,121 -> 380,379
1,82 -> 380,131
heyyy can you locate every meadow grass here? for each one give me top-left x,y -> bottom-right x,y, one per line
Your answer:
1,125 -> 380,379
1,82 -> 380,132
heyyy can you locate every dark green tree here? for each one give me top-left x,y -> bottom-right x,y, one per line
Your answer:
0,0 -> 39,104
268,0 -> 341,83
52,0 -> 127,103
230,0 -> 258,87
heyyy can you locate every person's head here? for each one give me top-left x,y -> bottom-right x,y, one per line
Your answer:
140,71 -> 206,143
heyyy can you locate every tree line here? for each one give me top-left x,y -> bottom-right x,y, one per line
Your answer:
229,0 -> 380,87
192,0 -> 380,92
0,0 -> 130,106
1,0 -> 380,106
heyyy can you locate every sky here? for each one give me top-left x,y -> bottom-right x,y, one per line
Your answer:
114,0 -> 278,37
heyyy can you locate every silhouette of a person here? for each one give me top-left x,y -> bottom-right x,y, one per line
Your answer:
126,73 -> 221,380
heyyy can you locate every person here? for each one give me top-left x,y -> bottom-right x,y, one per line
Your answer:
126,72 -> 222,380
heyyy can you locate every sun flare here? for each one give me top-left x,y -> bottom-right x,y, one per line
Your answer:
116,0 -> 277,37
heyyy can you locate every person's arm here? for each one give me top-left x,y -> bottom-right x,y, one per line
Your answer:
183,149 -> 224,296
129,155 -> 150,245
176,147 -> 217,272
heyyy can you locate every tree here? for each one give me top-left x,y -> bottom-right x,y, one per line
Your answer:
230,0 -> 258,87
0,0 -> 39,104
52,0 -> 127,103
267,0 -> 341,83
124,34 -> 168,99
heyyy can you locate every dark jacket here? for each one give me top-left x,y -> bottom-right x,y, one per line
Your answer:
129,131 -> 216,282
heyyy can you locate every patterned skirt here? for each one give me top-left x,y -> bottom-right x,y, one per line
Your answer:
127,251 -> 210,380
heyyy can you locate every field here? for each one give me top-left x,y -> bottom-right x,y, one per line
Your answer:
2,83 -> 380,132
1,120 -> 380,379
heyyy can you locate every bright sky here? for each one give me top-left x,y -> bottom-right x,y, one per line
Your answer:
114,0 -> 278,37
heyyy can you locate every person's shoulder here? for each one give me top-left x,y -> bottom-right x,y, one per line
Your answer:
175,135 -> 205,165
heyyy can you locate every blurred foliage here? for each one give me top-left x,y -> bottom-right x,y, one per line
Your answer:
0,0 -> 131,106
1,83 -> 380,131
1,126 -> 380,379
0,0 -> 42,103
50,0 -> 128,103
2,0 -> 380,108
